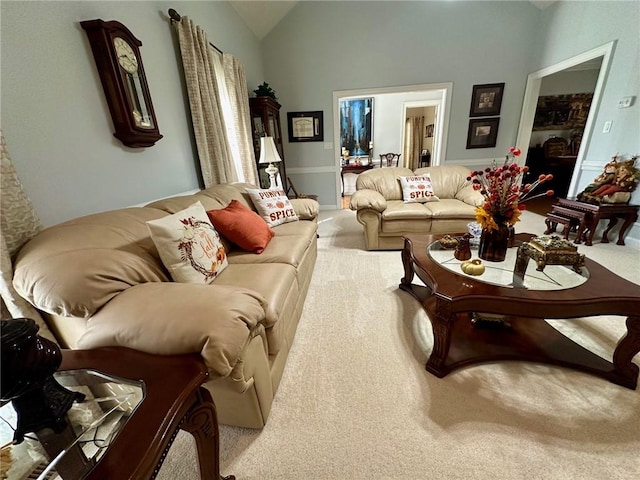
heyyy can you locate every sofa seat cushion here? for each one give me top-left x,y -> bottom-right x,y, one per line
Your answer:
423,199 -> 478,218
272,219 -> 318,238
76,282 -> 267,378
13,208 -> 170,318
381,200 -> 433,220
227,233 -> 312,269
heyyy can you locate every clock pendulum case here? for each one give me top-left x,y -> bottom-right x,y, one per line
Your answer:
81,19 -> 162,148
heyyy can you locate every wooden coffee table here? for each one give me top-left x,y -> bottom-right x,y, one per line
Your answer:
399,233 -> 640,389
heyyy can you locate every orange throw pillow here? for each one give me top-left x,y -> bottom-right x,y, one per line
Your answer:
207,200 -> 275,254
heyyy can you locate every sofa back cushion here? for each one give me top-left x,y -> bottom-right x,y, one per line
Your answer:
355,167 -> 414,200
414,165 -> 477,199
13,208 -> 170,318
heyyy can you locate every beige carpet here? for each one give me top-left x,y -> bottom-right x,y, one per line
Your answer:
158,210 -> 640,480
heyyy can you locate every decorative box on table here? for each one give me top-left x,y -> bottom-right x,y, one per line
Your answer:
513,235 -> 585,287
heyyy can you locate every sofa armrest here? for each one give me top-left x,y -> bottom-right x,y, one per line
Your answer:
76,283 -> 268,378
455,184 -> 485,206
289,198 -> 319,220
349,190 -> 387,212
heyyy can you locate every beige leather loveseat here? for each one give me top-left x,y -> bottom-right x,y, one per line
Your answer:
349,165 -> 484,250
13,183 -> 319,429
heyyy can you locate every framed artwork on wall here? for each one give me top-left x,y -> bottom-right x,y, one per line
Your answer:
287,111 -> 324,142
339,98 -> 373,156
466,117 -> 500,149
469,83 -> 504,117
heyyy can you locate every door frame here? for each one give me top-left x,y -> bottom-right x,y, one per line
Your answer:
402,101 -> 440,168
333,82 -> 452,205
515,41 -> 616,198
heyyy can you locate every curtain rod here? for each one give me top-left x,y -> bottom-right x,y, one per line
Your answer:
168,8 -> 224,55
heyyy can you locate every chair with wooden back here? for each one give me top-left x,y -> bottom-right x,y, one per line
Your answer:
379,153 -> 401,167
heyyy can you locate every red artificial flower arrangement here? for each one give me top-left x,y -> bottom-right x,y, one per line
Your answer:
468,147 -> 554,231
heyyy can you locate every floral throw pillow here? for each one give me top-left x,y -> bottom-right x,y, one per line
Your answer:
146,201 -> 228,283
399,174 -> 440,203
246,188 -> 299,227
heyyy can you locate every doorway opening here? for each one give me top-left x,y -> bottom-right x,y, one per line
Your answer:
515,41 -> 615,215
333,83 -> 452,208
403,102 -> 438,170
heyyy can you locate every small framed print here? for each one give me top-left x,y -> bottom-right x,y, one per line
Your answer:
466,117 -> 500,149
287,111 -> 324,142
469,83 -> 504,117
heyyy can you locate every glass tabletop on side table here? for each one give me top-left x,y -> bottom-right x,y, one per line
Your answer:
0,369 -> 144,480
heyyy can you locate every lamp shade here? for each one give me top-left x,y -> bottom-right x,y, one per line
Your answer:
258,137 -> 282,164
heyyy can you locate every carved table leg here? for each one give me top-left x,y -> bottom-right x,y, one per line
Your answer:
181,388 -> 235,480
573,219 -> 586,244
616,211 -> 638,245
425,298 -> 454,377
601,216 -> 618,244
584,214 -> 600,246
612,316 -> 640,389
544,217 -> 557,235
400,239 -> 415,286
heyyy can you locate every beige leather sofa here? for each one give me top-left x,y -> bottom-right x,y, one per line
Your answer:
13,183 -> 319,429
349,166 -> 484,250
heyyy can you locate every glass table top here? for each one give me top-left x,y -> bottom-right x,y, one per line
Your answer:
0,369 -> 144,480
428,240 -> 589,291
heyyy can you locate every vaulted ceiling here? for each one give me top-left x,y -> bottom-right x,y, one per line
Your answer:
229,1 -> 557,40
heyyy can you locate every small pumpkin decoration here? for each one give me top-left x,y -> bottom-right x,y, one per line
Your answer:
460,258 -> 485,276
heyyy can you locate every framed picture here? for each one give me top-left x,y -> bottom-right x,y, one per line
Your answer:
425,124 -> 434,138
469,83 -> 504,117
339,98 -> 373,156
466,117 -> 500,149
287,111 -> 324,142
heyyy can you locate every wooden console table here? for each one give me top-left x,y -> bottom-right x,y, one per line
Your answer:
341,163 -> 373,196
554,199 -> 639,246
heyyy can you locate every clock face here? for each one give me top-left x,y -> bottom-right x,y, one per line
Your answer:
113,37 -> 138,74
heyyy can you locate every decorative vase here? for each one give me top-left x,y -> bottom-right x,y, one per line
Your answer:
478,223 -> 511,262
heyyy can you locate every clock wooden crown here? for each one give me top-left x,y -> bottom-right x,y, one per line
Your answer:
81,19 -> 162,148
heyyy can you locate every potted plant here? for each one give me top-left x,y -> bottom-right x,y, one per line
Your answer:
253,82 -> 277,101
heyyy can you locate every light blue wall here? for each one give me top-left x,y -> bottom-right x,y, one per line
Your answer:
261,1 -> 543,205
1,1 -> 264,226
3,1 -> 638,228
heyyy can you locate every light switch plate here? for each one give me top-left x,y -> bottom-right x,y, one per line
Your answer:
603,121 -> 612,133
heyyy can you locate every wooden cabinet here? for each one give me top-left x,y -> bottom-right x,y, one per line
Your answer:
249,97 -> 287,191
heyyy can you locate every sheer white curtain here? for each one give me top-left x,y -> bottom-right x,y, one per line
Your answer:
223,54 -> 258,186
174,16 -> 257,187
0,131 -> 56,341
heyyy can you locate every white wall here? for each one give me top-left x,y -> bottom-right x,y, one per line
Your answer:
1,1 -> 264,226
262,1 -> 543,207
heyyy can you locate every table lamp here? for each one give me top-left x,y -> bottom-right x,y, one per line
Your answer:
258,137 -> 283,189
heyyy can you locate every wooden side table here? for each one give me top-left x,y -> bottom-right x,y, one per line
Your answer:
56,347 -> 234,480
556,198 -> 639,246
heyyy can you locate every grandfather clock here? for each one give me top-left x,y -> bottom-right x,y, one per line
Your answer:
249,97 -> 288,192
